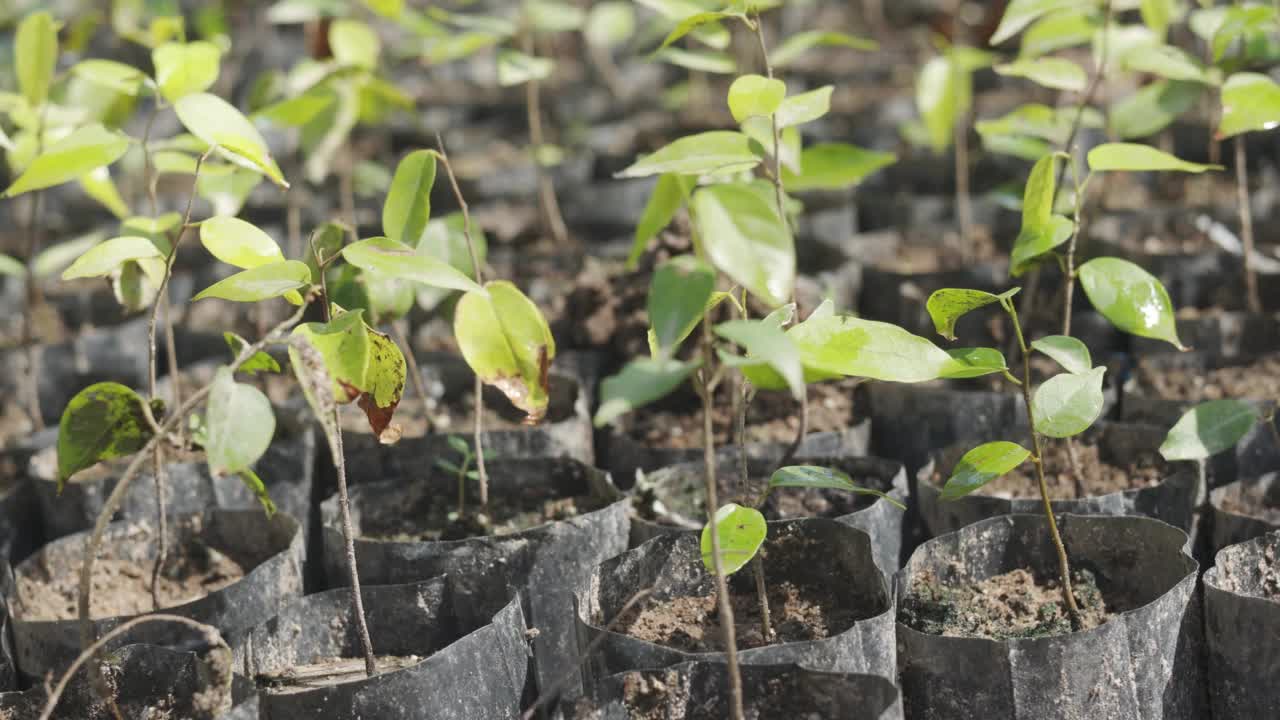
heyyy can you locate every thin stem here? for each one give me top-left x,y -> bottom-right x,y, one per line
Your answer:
1007,301 -> 1081,626
148,444 -> 168,611
522,29 -> 571,248
391,320 -> 429,413
340,148 -> 358,244
329,408 -> 377,677
954,114 -> 973,257
1236,135 -> 1262,313
751,554 -> 773,643
1062,159 -> 1086,336
22,191 -> 45,430
698,320 -> 745,720
1065,438 -> 1086,499
435,136 -> 489,510
41,614 -> 229,720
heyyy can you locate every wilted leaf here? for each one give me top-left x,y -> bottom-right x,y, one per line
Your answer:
289,310 -> 370,405
356,328 -> 406,436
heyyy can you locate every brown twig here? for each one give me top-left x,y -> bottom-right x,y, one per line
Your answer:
521,29 -> 571,249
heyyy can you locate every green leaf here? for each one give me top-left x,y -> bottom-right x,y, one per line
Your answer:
193,260 -> 311,302
1078,257 -> 1183,349
200,216 -> 285,268
940,441 -> 1032,501
1031,335 -> 1092,374
1111,80 -> 1204,140
772,31 -> 876,68
940,347 -> 1010,379
700,503 -> 766,576
1011,153 -> 1075,276
654,47 -> 736,74
1032,367 -> 1107,438
692,183 -> 793,308
205,367 -> 275,475
0,254 -> 23,277
788,315 -> 962,383
727,74 -> 786,123
926,288 -> 1017,341
454,281 -> 556,423
174,92 -> 288,188
1159,399 -> 1260,461
1218,72 -> 1280,140
32,232 -> 105,278
995,57 -> 1087,91
236,468 -> 276,517
223,332 -> 281,374
594,357 -> 699,426
629,173 -> 692,268
782,143 -> 895,191
527,0 -> 586,32
498,50 -> 554,86
1012,215 -> 1075,276
342,236 -> 482,293
56,382 -> 153,489
16,11 -> 58,108
1211,5 -> 1275,63
584,1 -> 636,47
1086,143 -> 1220,173
655,10 -> 737,52
917,55 -> 960,153
1121,44 -> 1212,85
71,59 -> 147,96
61,236 -> 163,280
382,149 -> 436,246
415,213 -> 488,311
330,19 -> 380,69
79,166 -> 130,219
649,255 -> 715,355
1020,9 -> 1096,58
255,90 -> 336,128
152,41 -> 222,101
616,131 -> 760,178
290,310 -> 370,404
4,124 -> 131,197
716,318 -> 804,400
775,86 -> 833,129
446,435 -> 471,456
1140,0 -> 1179,37
991,0 -> 1078,45
769,465 -> 906,509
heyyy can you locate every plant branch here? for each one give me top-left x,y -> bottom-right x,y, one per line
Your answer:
328,404 -> 377,676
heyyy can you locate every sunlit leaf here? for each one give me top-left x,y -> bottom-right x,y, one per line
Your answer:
940,441 -> 1031,500
692,183 -> 793,308
4,124 -> 130,197
594,357 -> 699,426
1218,72 -> 1280,139
152,41 -> 222,101
1078,257 -> 1183,348
1032,367 -> 1106,438
616,131 -> 760,178
382,149 -> 436,245
454,281 -> 556,423
193,260 -> 311,302
926,288 -> 1018,341
772,31 -> 876,67
174,92 -> 288,187
1087,143 -> 1220,173
16,11 -> 58,108
1031,335 -> 1092,374
700,503 -> 766,576
781,143 -> 895,191
342,236 -> 482,293
61,235 -> 163,280
727,74 -> 786,123
996,57 -> 1087,91
1160,399 -> 1260,461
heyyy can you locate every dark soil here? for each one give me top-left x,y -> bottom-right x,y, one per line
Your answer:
932,440 -> 1165,500
1216,542 -> 1280,602
899,567 -> 1114,640
1217,482 -> 1280,525
357,464 -> 606,542
618,579 -> 855,652
17,533 -> 244,620
257,655 -> 422,693
1137,354 -> 1280,402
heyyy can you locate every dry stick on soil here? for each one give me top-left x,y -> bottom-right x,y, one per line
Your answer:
40,614 -> 231,720
76,303 -> 310,653
1235,136 -> 1263,313
435,135 -> 491,511
521,29 -> 571,249
696,319 -> 746,720
518,588 -> 654,720
1006,298 -> 1082,626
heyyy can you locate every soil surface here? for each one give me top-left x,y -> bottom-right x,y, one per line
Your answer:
1137,354 -> 1280,402
932,440 -> 1165,500
1217,542 -> 1280,602
899,567 -> 1113,640
581,668 -> 854,720
1217,481 -> 1280,524
257,655 -> 422,693
16,537 -> 244,621
618,579 -> 854,652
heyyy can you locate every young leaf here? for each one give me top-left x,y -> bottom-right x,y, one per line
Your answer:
1086,143 -> 1220,173
1010,153 -> 1073,276
16,11 -> 58,108
692,183 -> 794,308
769,466 -> 906,509
152,41 -> 222,101
715,319 -> 804,400
1031,335 -> 1092,374
940,441 -> 1032,501
498,50 -> 554,87
446,435 -> 471,457
775,86 -> 834,129
941,347 -> 1010,379
383,149 -> 436,246
454,281 -> 556,423
290,310 -> 371,404
925,288 -> 1017,341
772,31 -> 876,68
61,236 -> 164,280
594,357 -> 700,427
1020,8 -> 1096,58
237,468 -> 277,517
995,57 -> 1087,92
71,59 -> 147,95
616,131 -> 761,178
788,315 -> 960,383
342,236 -> 482,293
200,216 -> 286,269
991,0 -> 1078,45
330,19 -> 380,69
205,366 -> 275,475
700,503 -> 767,576
781,143 -> 896,191
1218,72 -> 1280,140
224,332 -> 280,375
727,74 -> 786,123
174,92 -> 288,187
1159,399 -> 1260,461
629,173 -> 692,268
56,382 -> 154,489
655,10 -> 736,51
1078,257 -> 1183,349
4,124 -> 131,197
649,255 -> 715,355
1032,367 -> 1107,438
193,260 -> 311,302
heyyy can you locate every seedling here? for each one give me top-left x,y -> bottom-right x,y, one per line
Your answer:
437,434 -> 496,525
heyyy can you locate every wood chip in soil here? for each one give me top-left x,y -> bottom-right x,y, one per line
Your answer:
259,655 -> 422,693
899,567 -> 1113,640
